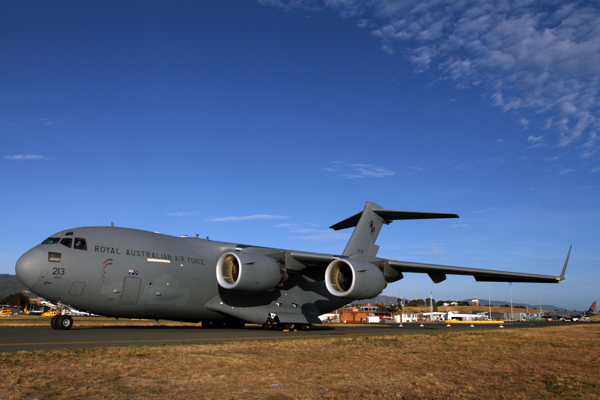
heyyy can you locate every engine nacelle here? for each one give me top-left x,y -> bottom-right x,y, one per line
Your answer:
325,259 -> 387,300
216,252 -> 286,291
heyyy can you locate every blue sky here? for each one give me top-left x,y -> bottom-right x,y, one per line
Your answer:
2,0 -> 598,310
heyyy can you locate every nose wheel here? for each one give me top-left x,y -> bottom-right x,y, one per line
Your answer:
50,315 -> 73,330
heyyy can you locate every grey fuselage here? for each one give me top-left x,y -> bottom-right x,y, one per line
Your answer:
15,226 -> 348,324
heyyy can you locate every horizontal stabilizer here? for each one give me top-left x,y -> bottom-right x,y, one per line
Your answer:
330,209 -> 458,230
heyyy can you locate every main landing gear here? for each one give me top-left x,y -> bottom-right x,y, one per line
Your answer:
262,313 -> 311,331
51,315 -> 73,330
262,321 -> 312,331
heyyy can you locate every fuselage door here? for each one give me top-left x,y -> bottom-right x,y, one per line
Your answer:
120,277 -> 141,305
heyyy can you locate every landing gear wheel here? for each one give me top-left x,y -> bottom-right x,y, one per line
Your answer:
50,315 -> 60,330
57,315 -> 73,330
263,322 -> 273,330
202,321 -> 214,329
299,324 -> 311,331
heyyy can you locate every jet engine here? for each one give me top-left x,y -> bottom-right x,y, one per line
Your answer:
325,259 -> 387,300
216,252 -> 287,291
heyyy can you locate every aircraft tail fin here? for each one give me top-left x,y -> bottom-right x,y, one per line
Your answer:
587,301 -> 597,315
330,201 -> 459,257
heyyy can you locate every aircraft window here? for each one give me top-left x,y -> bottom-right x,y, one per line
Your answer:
65,232 -> 73,236
48,252 -> 61,262
42,237 -> 60,245
74,238 -> 87,250
60,238 -> 73,248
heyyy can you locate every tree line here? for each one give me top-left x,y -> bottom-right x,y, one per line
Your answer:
0,292 -> 30,307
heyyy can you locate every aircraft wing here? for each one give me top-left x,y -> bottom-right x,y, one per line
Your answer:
290,245 -> 570,284
386,260 -> 562,283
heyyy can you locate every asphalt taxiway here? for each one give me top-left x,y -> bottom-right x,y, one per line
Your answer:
0,321 -> 567,352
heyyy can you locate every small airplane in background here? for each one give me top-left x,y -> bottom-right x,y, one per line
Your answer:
15,201 -> 570,331
0,306 -> 14,316
541,301 -> 597,321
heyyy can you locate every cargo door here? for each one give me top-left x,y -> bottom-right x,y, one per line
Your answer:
120,277 -> 141,305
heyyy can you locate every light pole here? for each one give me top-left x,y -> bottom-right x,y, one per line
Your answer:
488,283 -> 492,321
525,287 -> 529,314
399,292 -> 402,323
509,283 -> 514,321
430,292 -> 433,317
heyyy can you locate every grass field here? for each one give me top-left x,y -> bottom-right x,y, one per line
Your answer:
1,324 -> 599,399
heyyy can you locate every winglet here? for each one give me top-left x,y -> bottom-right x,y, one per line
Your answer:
559,245 -> 571,281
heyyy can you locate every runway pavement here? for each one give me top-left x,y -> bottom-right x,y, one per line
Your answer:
0,321 -> 561,352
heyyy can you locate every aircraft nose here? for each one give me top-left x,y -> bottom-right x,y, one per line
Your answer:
15,248 -> 42,289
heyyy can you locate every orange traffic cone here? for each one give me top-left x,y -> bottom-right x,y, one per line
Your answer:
399,323 -> 403,328
470,323 -> 475,328
446,323 -> 451,327
420,323 -> 424,327
499,323 -> 504,328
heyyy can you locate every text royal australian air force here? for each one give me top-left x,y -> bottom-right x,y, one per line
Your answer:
94,245 -> 205,265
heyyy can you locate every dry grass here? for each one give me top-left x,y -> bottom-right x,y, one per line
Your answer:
1,324 -> 599,399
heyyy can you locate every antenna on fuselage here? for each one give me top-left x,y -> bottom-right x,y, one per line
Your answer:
111,222 -> 114,227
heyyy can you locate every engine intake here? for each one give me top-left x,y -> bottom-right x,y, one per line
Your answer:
216,252 -> 287,291
325,259 -> 386,300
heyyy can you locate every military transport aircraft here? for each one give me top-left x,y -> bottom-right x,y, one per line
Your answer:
15,201 -> 570,331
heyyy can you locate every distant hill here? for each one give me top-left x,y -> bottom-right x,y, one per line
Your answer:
0,274 -> 29,299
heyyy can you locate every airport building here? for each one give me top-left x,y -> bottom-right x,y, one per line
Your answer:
319,304 -> 419,324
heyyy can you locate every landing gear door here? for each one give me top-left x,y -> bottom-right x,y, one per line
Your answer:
120,277 -> 141,305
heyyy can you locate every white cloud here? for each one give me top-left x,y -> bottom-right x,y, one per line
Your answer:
324,161 -> 395,178
527,134 -> 545,148
295,230 -> 350,241
581,131 -> 599,159
256,0 -> 318,12
166,212 -> 195,217
558,168 -> 576,175
277,222 -> 319,233
4,155 -> 47,160
406,244 -> 447,255
205,214 -> 289,222
259,0 -> 600,157
474,207 -> 499,214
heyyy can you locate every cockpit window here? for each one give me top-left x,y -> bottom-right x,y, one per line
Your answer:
60,238 -> 73,248
74,238 -> 87,250
42,237 -> 60,245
